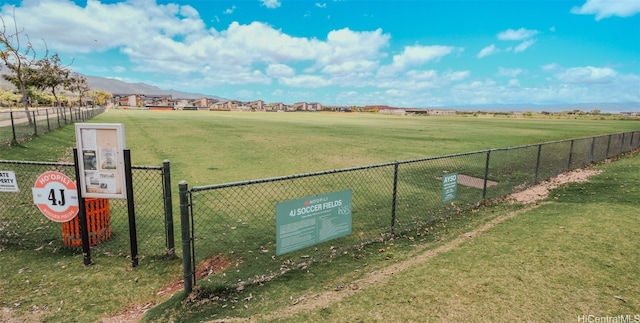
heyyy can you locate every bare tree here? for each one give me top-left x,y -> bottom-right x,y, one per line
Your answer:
0,13 -> 38,124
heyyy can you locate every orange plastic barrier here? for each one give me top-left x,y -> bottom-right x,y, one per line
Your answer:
62,198 -> 112,247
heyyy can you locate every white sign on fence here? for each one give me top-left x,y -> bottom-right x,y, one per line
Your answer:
0,170 -> 19,192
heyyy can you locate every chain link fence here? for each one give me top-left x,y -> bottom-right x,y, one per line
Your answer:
180,131 -> 639,293
0,107 -> 104,146
0,159 -> 173,258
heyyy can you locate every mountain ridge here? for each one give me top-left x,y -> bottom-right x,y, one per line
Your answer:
83,75 -> 225,100
0,70 -> 225,101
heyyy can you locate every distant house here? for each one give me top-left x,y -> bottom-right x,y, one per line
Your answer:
210,100 -> 240,110
291,102 -> 323,111
191,97 -> 218,109
405,109 -> 429,115
173,99 -> 190,109
114,94 -> 141,107
292,102 -> 308,111
113,94 -> 173,108
308,102 -> 323,111
379,108 -> 406,115
267,102 -> 291,111
428,109 -> 456,115
248,100 -> 265,110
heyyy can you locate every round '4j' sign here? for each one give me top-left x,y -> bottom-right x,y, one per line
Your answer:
32,171 -> 79,222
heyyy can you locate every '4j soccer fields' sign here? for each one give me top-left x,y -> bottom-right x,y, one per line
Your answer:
276,189 -> 352,256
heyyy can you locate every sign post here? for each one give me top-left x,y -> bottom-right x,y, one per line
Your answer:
73,149 -> 92,265
74,123 -> 132,266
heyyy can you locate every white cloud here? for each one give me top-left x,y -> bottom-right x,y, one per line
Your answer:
224,6 -> 236,14
542,63 -> 561,72
498,67 -> 524,77
442,70 -> 470,82
266,64 -> 296,78
554,66 -> 618,84
260,0 -> 282,9
477,44 -> 499,58
321,60 -> 377,76
514,39 -> 536,53
498,28 -> 539,41
2,0 -> 206,55
571,0 -> 640,20
391,45 -> 456,69
279,75 -> 331,88
315,3 -> 327,9
315,28 -> 390,75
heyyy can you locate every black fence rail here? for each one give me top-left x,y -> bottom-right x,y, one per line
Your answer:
0,107 -> 105,146
180,131 -> 640,293
0,160 -> 174,258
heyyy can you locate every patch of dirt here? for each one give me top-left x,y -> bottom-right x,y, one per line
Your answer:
100,254 -> 232,323
507,168 -> 602,204
457,174 -> 498,189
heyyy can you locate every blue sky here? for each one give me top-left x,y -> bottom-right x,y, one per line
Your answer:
1,0 -> 639,108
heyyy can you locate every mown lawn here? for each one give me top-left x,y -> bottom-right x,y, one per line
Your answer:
266,150 -> 640,322
0,110 -> 638,322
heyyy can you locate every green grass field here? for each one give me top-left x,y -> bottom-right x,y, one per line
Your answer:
269,150 -> 640,322
0,110 -> 638,322
4,110 -> 639,184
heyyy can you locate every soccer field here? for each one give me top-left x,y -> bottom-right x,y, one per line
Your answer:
92,110 -> 639,184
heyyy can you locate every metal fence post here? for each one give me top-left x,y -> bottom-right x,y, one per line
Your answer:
46,109 -> 51,132
567,139 -> 575,170
163,160 -> 175,258
179,181 -> 194,294
10,111 -> 17,143
534,144 -> 542,184
482,150 -> 491,200
32,111 -> 37,136
390,161 -> 399,236
589,137 -> 596,164
124,149 -> 139,268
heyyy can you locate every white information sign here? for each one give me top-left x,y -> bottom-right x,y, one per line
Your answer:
75,123 -> 127,199
0,170 -> 19,192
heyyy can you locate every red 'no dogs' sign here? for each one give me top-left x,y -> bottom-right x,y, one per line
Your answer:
32,171 -> 79,222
